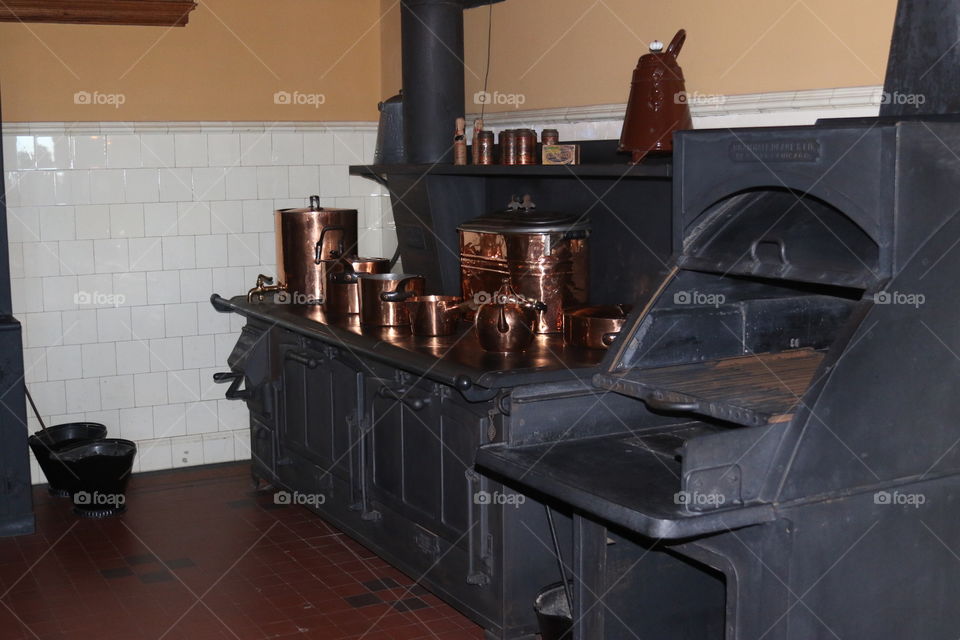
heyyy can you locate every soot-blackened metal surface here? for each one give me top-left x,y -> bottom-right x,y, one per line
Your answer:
478,119 -> 960,639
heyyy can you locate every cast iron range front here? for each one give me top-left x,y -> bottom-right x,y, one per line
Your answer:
477,119 -> 960,639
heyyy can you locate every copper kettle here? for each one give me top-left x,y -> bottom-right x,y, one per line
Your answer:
618,29 -> 694,164
475,280 -> 546,353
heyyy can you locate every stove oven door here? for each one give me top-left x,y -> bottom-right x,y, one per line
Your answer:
278,338 -> 363,493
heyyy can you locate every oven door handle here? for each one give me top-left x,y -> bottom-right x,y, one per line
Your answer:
644,396 -> 700,413
376,383 -> 431,411
284,351 -> 319,369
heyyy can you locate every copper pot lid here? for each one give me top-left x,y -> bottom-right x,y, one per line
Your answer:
458,209 -> 590,235
276,194 -> 356,216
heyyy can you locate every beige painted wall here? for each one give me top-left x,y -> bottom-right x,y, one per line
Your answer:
1,0 -> 899,122
0,0 -> 384,122
380,0 -> 898,114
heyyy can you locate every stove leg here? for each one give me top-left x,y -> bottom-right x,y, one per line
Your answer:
572,514 -> 607,640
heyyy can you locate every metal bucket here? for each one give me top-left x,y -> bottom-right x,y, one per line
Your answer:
534,582 -> 573,640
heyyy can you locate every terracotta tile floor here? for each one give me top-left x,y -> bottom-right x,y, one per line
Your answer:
0,463 -> 486,640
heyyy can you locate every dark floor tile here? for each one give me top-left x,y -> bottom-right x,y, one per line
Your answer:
139,570 -> 174,584
100,567 -> 134,579
7,462 -> 485,640
345,593 -> 382,608
410,584 -> 430,596
362,577 -> 399,592
166,557 -> 196,569
392,597 -> 429,612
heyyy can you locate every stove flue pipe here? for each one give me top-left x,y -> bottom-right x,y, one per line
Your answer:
401,0 -> 466,164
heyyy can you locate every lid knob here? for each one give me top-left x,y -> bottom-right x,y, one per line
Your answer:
309,195 -> 320,210
649,40 -> 664,52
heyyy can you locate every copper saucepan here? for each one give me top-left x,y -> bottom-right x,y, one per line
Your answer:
358,273 -> 425,326
405,296 -> 472,336
562,304 -> 633,350
324,256 -> 392,314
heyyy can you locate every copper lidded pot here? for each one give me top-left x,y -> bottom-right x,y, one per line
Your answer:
275,195 -> 358,304
459,201 -> 589,334
358,273 -> 425,326
324,257 -> 392,314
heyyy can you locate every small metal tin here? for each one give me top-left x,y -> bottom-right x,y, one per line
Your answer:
542,128 -> 559,145
516,128 -> 537,165
499,129 -> 517,165
477,131 -> 495,165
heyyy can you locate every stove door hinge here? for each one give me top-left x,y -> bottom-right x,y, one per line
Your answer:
347,410 -> 381,521
465,468 -> 493,586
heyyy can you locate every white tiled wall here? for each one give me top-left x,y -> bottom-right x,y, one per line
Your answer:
3,123 -> 394,482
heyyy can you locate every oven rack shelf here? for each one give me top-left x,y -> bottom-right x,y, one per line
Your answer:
593,349 -> 826,427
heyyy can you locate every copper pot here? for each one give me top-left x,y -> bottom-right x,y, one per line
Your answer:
405,296 -> 470,336
618,29 -> 693,164
563,304 -> 633,350
459,203 -> 589,334
275,195 -> 358,304
475,281 -> 545,353
324,256 -> 392,314
358,273 -> 425,326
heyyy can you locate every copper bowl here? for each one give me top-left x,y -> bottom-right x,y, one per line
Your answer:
562,304 -> 633,350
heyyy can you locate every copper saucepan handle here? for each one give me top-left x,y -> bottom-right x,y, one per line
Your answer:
380,276 -> 422,303
314,225 -> 346,264
328,258 -> 358,284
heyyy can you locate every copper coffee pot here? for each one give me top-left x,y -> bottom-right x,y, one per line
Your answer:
475,280 -> 546,353
618,29 -> 693,164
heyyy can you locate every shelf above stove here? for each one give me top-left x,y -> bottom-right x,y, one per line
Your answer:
349,160 -> 672,180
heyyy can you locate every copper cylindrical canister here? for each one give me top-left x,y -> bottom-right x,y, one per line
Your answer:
499,129 -> 517,165
542,129 -> 559,145
275,196 -> 358,305
477,131 -> 495,165
516,129 -> 537,165
324,256 -> 391,314
358,273 -> 425,326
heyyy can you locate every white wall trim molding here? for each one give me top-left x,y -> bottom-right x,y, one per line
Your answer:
3,86 -> 885,137
2,121 -> 379,136
468,85 -> 884,128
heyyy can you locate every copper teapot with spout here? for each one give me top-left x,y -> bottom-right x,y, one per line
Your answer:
475,280 -> 546,353
618,29 -> 693,164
